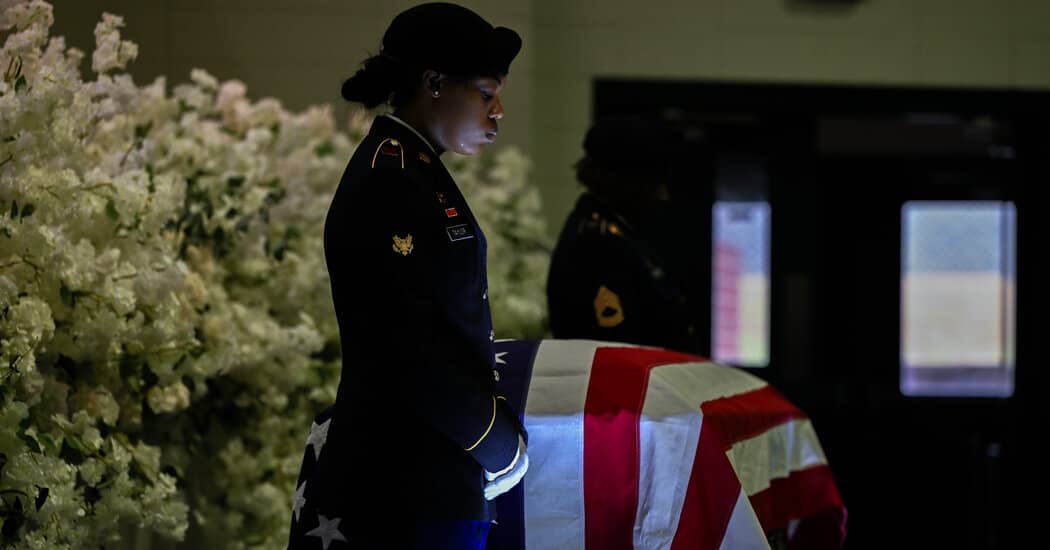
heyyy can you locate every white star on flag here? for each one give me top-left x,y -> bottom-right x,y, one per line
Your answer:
495,352 -> 508,365
305,513 -> 347,549
306,418 -> 331,461
292,480 -> 307,523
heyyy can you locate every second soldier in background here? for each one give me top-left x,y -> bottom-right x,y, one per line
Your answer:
547,115 -> 714,356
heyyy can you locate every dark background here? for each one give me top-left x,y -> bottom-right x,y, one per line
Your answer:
596,79 -> 1049,549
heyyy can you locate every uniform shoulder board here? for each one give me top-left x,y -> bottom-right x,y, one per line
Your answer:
371,138 -> 405,170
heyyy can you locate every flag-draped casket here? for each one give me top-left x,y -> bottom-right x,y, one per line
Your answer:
485,339 -> 846,550
293,339 -> 846,549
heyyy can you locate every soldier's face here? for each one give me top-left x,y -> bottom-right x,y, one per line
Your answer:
431,75 -> 505,155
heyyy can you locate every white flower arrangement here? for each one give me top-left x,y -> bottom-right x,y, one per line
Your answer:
0,2 -> 550,548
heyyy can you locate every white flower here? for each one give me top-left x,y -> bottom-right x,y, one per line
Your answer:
1,3 -> 547,547
0,0 -> 52,54
215,79 -> 246,112
91,13 -> 137,74
189,67 -> 218,91
146,381 -> 191,414
79,457 -> 106,486
247,97 -> 282,129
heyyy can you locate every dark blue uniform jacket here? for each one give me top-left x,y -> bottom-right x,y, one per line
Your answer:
288,115 -> 524,547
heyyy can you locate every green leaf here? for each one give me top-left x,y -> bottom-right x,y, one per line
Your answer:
273,238 -> 287,261
314,141 -> 334,157
34,487 -> 48,512
263,189 -> 286,206
226,175 -> 245,190
9,200 -> 17,219
18,203 -> 33,220
59,438 -> 85,465
134,121 -> 152,140
96,475 -> 115,490
17,433 -> 39,454
105,199 -> 119,221
128,454 -> 158,485
212,227 -> 230,258
59,284 -> 74,308
36,433 -> 57,455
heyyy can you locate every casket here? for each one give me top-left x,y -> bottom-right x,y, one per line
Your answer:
292,339 -> 847,549
486,339 -> 846,550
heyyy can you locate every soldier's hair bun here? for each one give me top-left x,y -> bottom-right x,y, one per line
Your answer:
341,53 -> 417,109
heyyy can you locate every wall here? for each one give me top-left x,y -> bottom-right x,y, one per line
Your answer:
531,0 -> 1050,231
45,0 -> 1050,231
46,0 -> 533,166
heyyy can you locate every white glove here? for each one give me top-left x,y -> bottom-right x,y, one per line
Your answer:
483,434 -> 528,501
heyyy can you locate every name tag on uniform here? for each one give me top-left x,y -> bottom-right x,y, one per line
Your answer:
446,224 -> 475,242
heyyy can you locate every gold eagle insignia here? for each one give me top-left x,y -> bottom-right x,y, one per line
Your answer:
593,285 -> 624,327
392,234 -> 414,256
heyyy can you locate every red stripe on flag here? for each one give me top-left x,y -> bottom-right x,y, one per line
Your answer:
748,464 -> 846,544
583,347 -> 697,550
700,385 -> 806,450
670,416 -> 743,550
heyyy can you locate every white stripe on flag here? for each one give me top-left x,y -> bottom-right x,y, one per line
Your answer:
656,360 -> 769,405
633,361 -> 768,548
719,490 -> 772,550
523,340 -> 629,550
634,366 -> 704,548
727,418 -> 829,496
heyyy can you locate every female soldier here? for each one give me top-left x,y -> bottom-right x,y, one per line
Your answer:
287,4 -> 527,549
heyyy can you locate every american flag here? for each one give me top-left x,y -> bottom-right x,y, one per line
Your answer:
486,339 -> 847,550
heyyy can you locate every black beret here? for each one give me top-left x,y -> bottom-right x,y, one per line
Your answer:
582,115 -> 686,175
382,3 -> 522,77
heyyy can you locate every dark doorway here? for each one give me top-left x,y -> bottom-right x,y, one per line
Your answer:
595,79 -> 1050,549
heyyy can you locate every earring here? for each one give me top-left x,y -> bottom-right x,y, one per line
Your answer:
432,91 -> 440,98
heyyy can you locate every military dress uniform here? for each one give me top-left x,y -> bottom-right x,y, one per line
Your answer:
287,115 -> 525,549
547,192 -> 703,355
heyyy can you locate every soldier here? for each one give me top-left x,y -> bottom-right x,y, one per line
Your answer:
288,4 -> 526,549
547,114 -> 712,356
